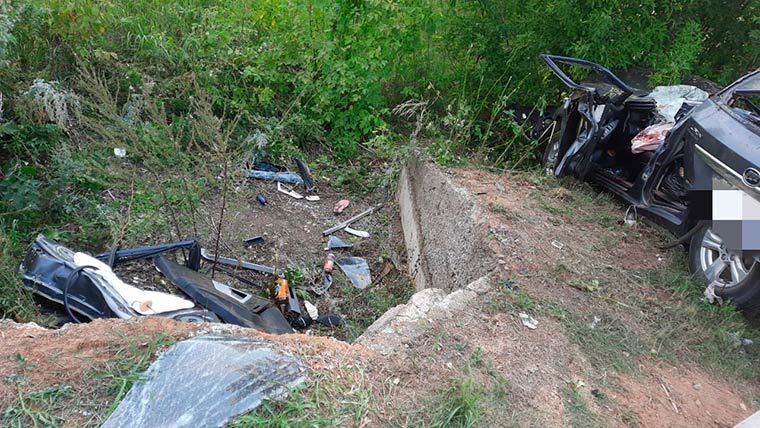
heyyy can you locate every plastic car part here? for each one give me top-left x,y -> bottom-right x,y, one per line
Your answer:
344,226 -> 370,238
200,248 -> 275,274
327,235 -> 353,250
336,257 -> 372,289
316,313 -> 345,327
294,157 -> 315,192
277,181 -> 304,199
20,235 -> 196,321
154,256 -> 293,334
94,239 -> 201,270
101,335 -> 306,428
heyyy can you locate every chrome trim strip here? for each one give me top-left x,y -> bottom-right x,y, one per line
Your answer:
694,144 -> 760,201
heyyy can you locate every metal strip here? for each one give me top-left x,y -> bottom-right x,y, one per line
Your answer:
694,144 -> 760,201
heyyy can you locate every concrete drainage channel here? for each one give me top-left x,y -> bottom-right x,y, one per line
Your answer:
358,159 -> 497,349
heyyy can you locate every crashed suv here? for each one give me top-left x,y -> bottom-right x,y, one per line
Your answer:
540,54 -> 760,314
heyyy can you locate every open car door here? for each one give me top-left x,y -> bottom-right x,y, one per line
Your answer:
541,55 -> 640,179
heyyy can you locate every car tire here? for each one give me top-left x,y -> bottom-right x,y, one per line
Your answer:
688,225 -> 760,315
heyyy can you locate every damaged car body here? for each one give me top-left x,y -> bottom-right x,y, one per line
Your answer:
20,235 -> 293,334
540,54 -> 760,314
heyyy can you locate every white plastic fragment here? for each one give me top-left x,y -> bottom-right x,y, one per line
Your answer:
304,300 -> 319,319
277,182 -> 303,199
305,195 -> 320,202
344,226 -> 370,238
551,240 -> 564,250
114,148 -> 127,158
519,313 -> 538,329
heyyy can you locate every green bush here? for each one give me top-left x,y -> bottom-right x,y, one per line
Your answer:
1,0 -> 758,320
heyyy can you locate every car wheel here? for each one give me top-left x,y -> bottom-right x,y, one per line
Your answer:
688,226 -> 760,315
541,120 -> 561,176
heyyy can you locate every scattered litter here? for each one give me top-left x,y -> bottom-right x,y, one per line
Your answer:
243,169 -> 304,185
243,236 -> 266,247
316,313 -> 345,327
273,275 -> 308,329
294,158 -> 315,192
320,253 -> 335,294
495,182 -> 506,192
336,257 -> 372,289
344,226 -> 370,238
305,195 -> 320,202
113,147 -> 127,158
590,316 -> 601,329
304,300 -> 319,319
101,335 -> 306,428
334,199 -> 350,214
323,206 -> 377,236
326,235 -> 353,250
518,312 -> 538,329
624,205 -> 638,227
551,240 -> 564,250
277,181 -> 303,199
256,194 -> 268,205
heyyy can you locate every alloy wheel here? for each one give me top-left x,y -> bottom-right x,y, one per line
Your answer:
698,228 -> 755,288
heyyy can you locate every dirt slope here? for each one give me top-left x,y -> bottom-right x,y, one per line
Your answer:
1,165 -> 758,428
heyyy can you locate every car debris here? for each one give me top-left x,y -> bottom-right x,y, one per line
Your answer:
20,235 -> 292,334
551,240 -> 564,250
304,300 -> 319,319
319,253 -> 335,295
294,157 -> 316,192
273,274 -> 308,328
154,256 -> 292,334
336,257 -> 372,289
305,195 -> 320,202
255,194 -> 268,205
322,206 -> 377,236
316,313 -> 345,327
326,235 -> 353,250
518,312 -> 538,329
277,181 -> 304,199
101,334 -> 306,428
243,169 -> 304,185
334,199 -> 350,214
344,225 -> 370,238
243,235 -> 266,247
200,248 -> 275,275
113,147 -> 127,158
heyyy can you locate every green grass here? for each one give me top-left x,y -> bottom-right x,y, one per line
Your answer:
564,314 -> 644,373
430,369 -> 482,428
2,384 -> 75,428
91,333 -> 177,418
563,385 -> 602,428
642,262 -> 760,381
229,368 -> 373,428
